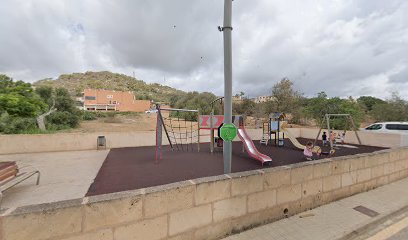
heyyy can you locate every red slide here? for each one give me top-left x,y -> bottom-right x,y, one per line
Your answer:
237,127 -> 272,165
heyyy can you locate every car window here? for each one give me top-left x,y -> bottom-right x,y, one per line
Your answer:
365,124 -> 383,130
386,124 -> 408,130
385,124 -> 399,130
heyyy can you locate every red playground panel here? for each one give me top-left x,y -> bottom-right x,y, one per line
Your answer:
199,115 -> 224,129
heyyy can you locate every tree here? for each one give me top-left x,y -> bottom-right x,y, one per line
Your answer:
233,98 -> 255,115
35,86 -> 82,130
172,91 -> 219,120
357,96 -> 385,112
0,75 -> 47,117
371,93 -> 408,121
35,86 -> 53,105
0,75 -> 48,133
264,78 -> 302,122
270,78 -> 302,112
45,88 -> 81,129
36,98 -> 57,131
303,94 -> 364,129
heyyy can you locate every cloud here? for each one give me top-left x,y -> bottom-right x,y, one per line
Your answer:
0,0 -> 407,99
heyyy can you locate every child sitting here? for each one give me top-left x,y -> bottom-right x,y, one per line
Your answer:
303,141 -> 315,160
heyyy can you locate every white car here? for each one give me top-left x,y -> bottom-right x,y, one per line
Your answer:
145,109 -> 158,114
363,122 -> 408,133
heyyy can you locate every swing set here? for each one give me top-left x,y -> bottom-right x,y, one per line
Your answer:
313,114 -> 362,150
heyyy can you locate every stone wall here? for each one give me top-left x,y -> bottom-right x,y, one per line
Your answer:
2,147 -> 408,240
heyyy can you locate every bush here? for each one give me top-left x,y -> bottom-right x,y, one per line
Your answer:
0,113 -> 38,134
81,111 -> 98,121
90,111 -> 117,118
46,111 -> 80,129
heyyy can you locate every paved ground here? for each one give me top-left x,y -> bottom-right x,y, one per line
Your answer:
0,150 -> 108,209
354,206 -> 408,240
388,226 -> 408,240
222,177 -> 408,240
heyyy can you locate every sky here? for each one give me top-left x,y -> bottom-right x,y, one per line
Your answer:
0,0 -> 407,99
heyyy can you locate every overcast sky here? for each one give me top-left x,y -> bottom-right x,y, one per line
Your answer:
1,0 -> 407,99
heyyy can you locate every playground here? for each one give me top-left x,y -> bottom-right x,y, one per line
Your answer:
86,138 -> 385,196
83,107 -> 387,196
0,106 -> 390,206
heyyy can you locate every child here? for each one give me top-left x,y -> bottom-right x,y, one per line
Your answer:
303,141 -> 315,160
330,131 -> 336,147
322,132 -> 327,146
340,131 -> 346,144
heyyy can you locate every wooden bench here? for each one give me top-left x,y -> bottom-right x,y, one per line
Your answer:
0,161 -> 40,206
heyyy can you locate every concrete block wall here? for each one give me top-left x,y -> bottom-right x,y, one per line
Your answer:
1,147 -> 408,240
0,127 -> 405,154
0,132 -> 159,155
0,129 -> 263,155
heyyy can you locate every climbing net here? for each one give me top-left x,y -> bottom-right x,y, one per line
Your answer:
156,106 -> 200,162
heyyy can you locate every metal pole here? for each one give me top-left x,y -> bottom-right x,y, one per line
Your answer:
349,115 -> 362,145
197,112 -> 200,152
222,0 -> 233,174
210,110 -> 214,153
326,114 -> 333,149
313,115 -> 325,146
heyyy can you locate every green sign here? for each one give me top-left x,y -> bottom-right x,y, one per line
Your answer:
220,123 -> 238,141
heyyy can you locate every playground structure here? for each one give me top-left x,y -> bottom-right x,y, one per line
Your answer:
235,117 -> 272,165
206,97 -> 271,165
155,105 -> 200,163
206,97 -> 225,153
156,98 -> 272,165
280,122 -> 322,154
261,112 -> 286,146
261,113 -> 362,155
314,113 -> 362,148
199,113 -> 272,165
262,113 -> 321,154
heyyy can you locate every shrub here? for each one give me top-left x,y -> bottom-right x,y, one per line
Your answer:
0,113 -> 38,134
82,111 -> 98,121
46,111 -> 80,129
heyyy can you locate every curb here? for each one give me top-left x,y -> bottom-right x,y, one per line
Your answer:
336,204 -> 408,240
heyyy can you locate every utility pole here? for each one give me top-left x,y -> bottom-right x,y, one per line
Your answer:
221,0 -> 233,173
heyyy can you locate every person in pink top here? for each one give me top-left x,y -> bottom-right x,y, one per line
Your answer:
303,141 -> 315,160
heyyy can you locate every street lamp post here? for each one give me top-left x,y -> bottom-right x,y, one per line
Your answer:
222,0 -> 233,174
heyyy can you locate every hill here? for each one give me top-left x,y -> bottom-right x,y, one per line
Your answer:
33,71 -> 186,102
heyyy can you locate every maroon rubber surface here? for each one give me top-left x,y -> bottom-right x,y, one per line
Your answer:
86,138 -> 386,196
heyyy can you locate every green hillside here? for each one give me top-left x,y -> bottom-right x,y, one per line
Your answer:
33,71 -> 185,102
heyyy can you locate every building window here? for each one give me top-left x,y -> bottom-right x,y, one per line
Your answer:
112,101 -> 117,104
107,95 -> 113,99
85,96 -> 96,100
